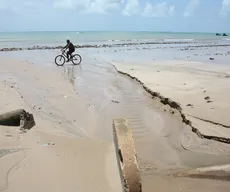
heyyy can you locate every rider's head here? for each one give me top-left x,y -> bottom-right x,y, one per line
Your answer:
66,39 -> 70,44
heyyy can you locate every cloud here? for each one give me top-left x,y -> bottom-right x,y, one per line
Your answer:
53,0 -> 86,9
183,0 -> 200,17
87,0 -> 124,13
53,0 -> 124,13
0,0 -> 52,14
220,0 -> 230,17
142,2 -> 175,18
0,0 -> 125,14
122,0 -> 140,16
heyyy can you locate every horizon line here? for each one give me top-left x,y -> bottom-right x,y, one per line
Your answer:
0,30 -> 229,34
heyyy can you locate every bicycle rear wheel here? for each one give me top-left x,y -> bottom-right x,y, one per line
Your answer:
55,55 -> 65,66
71,54 -> 82,65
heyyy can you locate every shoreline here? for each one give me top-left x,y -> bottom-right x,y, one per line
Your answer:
1,42 -> 230,52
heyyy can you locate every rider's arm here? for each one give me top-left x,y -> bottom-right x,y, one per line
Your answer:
62,43 -> 69,51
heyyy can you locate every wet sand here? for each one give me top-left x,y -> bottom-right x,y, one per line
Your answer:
61,56 -> 230,191
0,51 -> 230,191
0,57 -> 123,192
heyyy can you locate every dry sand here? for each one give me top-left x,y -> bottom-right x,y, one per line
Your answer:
1,54 -> 230,192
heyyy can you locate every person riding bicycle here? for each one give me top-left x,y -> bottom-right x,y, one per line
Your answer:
62,40 -> 75,62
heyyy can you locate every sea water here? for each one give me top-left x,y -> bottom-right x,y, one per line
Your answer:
0,31 -> 229,48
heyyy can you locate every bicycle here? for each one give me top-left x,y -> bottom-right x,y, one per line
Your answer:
54,50 -> 82,66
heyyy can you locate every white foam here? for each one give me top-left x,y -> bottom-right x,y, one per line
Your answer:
107,40 -> 120,42
164,39 -> 194,42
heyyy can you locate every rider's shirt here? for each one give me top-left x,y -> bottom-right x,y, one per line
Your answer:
69,43 -> 75,51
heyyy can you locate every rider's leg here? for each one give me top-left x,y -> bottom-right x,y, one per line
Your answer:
70,50 -> 74,59
66,51 -> 70,62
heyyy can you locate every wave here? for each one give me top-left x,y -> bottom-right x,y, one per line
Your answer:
0,39 -> 31,42
107,40 -> 120,42
107,39 -> 139,42
164,39 -> 194,42
107,39 -> 157,42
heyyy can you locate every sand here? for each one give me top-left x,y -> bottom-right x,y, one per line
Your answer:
1,53 -> 230,192
0,57 -> 123,192
112,60 -> 230,138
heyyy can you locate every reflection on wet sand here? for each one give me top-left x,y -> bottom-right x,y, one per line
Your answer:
62,64 -> 83,87
63,65 -> 76,86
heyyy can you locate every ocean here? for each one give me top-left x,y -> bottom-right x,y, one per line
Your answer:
0,31 -> 230,49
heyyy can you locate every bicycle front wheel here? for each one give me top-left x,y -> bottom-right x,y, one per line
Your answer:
72,54 -> 82,65
55,55 -> 65,66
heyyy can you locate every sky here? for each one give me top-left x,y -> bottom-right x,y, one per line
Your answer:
0,0 -> 230,32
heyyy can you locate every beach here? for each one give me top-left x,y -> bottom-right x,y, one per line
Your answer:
1,32 -> 230,191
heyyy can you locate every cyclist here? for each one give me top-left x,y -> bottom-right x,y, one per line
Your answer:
62,40 -> 75,62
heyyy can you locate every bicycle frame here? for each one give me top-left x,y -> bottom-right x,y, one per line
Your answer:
62,50 -> 73,59
61,50 -> 67,59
